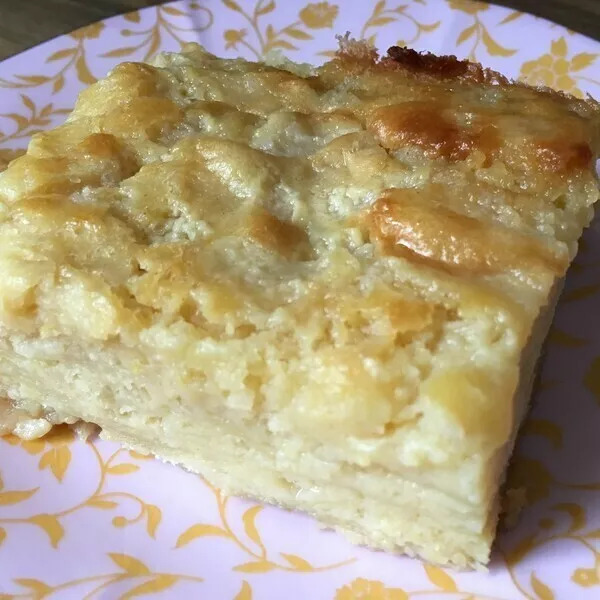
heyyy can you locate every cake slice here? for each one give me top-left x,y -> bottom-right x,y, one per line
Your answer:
0,41 -> 598,567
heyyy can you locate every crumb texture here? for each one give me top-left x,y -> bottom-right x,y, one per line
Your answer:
0,42 -> 598,567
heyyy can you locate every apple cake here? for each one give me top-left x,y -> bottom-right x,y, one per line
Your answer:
0,40 -> 598,567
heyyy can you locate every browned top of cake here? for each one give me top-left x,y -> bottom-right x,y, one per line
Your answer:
0,41 -> 597,455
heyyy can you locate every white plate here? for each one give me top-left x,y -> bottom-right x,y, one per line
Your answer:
1,1 -> 600,598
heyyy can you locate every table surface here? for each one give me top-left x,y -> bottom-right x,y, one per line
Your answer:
0,0 -> 599,62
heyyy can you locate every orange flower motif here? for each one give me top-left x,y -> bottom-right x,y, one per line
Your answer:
335,578 -> 407,600
572,567 -> 600,587
4,425 -> 74,482
299,2 -> 339,29
447,0 -> 489,14
224,29 -> 247,50
520,37 -> 593,97
70,21 -> 106,40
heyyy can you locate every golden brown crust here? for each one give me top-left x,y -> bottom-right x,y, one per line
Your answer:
367,102 -> 501,163
0,39 -> 598,462
365,189 -> 569,278
534,139 -> 593,173
339,40 -> 599,116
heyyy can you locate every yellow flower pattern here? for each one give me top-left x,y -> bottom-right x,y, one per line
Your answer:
520,37 -> 599,98
335,578 -> 408,600
220,0 -> 340,59
299,2 -> 339,29
359,1 -> 440,50
2,552 -> 204,598
174,479 -> 354,574
69,21 -> 106,40
3,425 -> 74,482
0,94 -> 71,149
0,23 -> 104,93
1,1 -> 600,598
103,5 -> 213,62
448,0 -> 489,14
0,442 -> 165,555
572,567 -> 600,588
450,0 -> 517,60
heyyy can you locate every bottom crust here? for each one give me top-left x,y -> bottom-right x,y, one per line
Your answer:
98,421 -> 493,568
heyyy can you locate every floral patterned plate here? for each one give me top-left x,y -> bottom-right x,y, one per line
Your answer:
1,1 -> 600,598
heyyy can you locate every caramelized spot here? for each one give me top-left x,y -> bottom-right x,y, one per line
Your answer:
367,102 -> 499,162
109,62 -> 161,97
102,97 -> 183,141
368,289 -> 434,335
77,133 -> 139,179
248,210 -> 312,260
385,47 -> 471,79
477,124 -> 501,166
328,285 -> 434,337
364,189 -> 567,277
74,62 -> 163,117
78,133 -> 123,158
534,140 -> 592,173
383,46 -> 509,84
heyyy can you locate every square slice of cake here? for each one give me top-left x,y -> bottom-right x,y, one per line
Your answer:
0,41 -> 598,567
